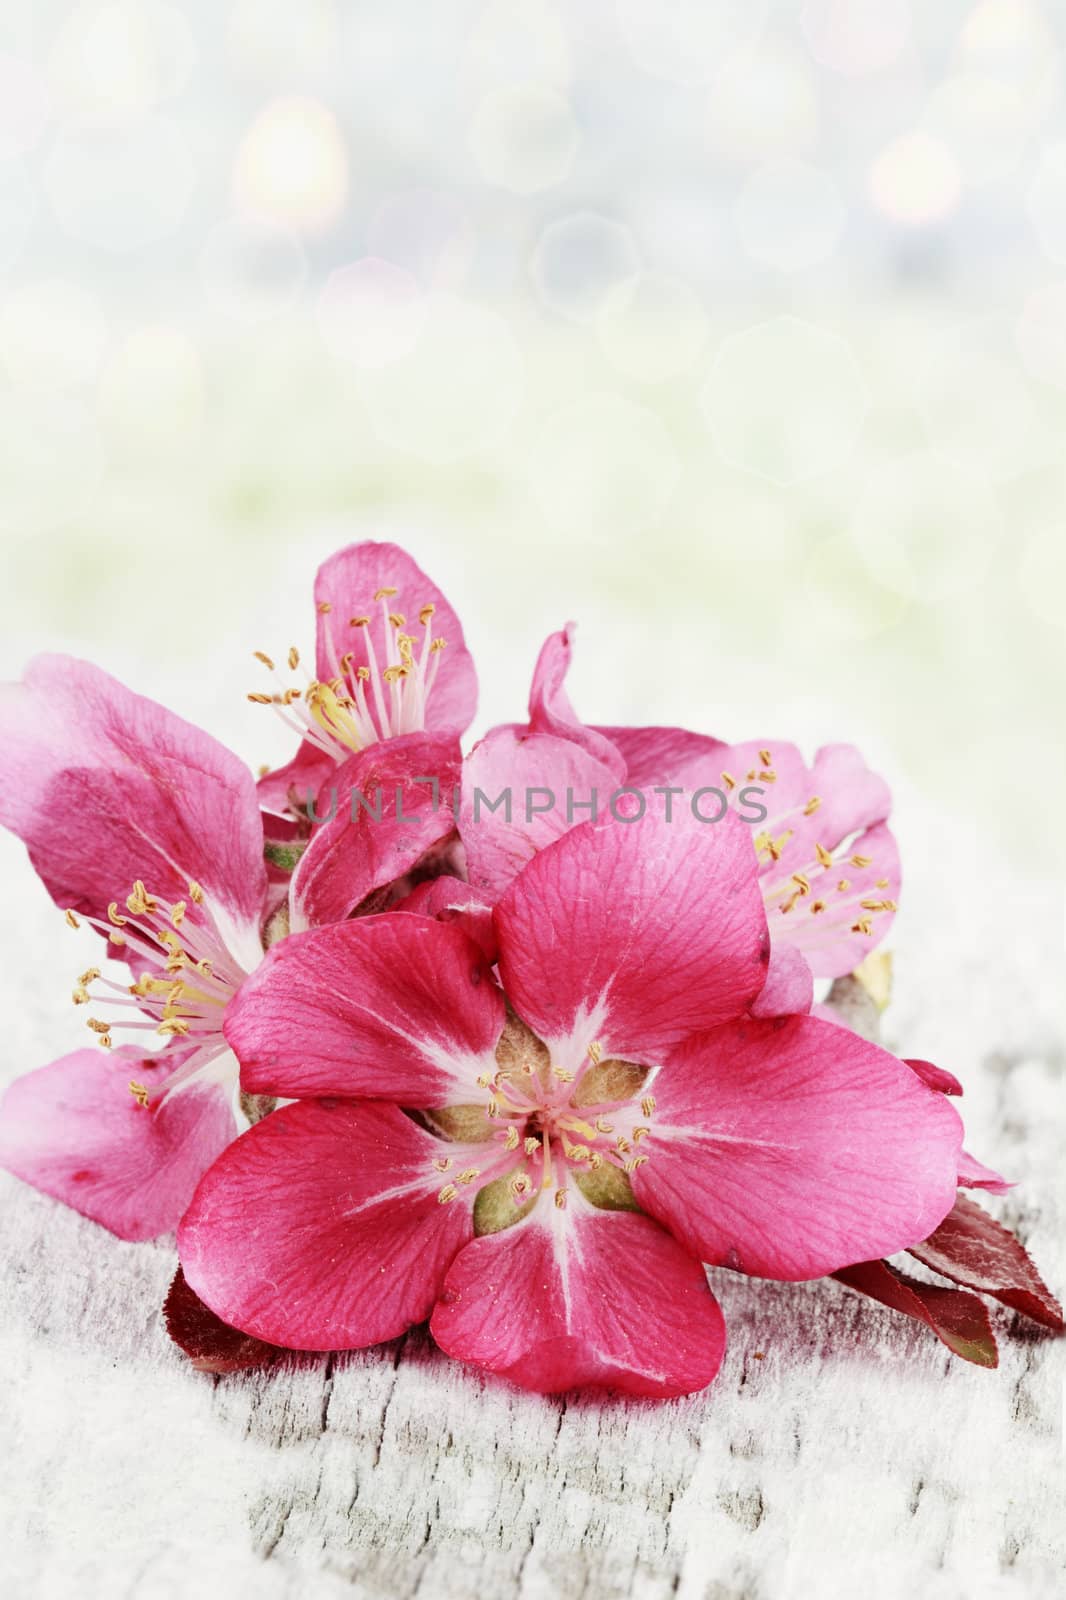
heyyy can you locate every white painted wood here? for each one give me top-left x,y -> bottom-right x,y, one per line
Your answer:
2,816 -> 1063,1600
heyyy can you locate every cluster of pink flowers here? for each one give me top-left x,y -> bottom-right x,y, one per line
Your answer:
1,543 -> 1059,1397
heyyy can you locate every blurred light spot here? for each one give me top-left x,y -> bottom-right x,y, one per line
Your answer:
229,0 -> 338,79
526,392 -> 679,540
0,53 -> 50,156
801,0 -> 910,77
928,72 -> 1048,186
915,322 -> 1052,483
849,452 -> 1002,602
463,1 -> 572,90
44,117 -> 193,251
367,189 -> 475,289
0,159 -> 34,268
0,387 -> 103,537
799,533 -> 911,643
531,211 -> 640,322
358,293 -> 523,462
595,272 -> 707,382
617,0 -> 767,88
233,97 -> 347,232
100,326 -> 203,449
1026,143 -> 1066,263
869,132 -> 961,225
317,258 -> 424,369
1016,282 -> 1066,388
735,159 -> 845,272
47,1 -> 194,128
701,316 -> 867,485
1018,522 -> 1066,629
706,45 -> 819,161
469,86 -> 578,194
0,280 -> 106,390
198,218 -> 307,322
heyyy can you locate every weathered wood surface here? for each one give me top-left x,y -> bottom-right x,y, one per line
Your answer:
2,822 -> 1063,1600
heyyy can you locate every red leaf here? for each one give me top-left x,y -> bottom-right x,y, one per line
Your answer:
907,1194 -> 1064,1331
834,1258 -> 998,1367
163,1267 -> 289,1374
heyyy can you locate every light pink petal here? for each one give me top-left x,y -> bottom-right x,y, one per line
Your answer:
956,1150 -> 1014,1194
314,541 -> 476,738
523,626 -> 626,780
749,943 -> 813,1019
631,1014 -> 963,1280
290,733 -> 461,930
592,724 -> 729,790
494,809 -> 769,1064
430,1199 -> 725,1397
226,915 -> 504,1103
0,656 -> 267,935
763,821 -> 901,980
0,1046 -> 234,1241
179,1100 -> 474,1349
393,875 -> 497,963
810,742 -> 892,844
461,728 -> 621,901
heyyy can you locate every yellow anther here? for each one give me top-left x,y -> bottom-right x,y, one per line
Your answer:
317,600 -> 332,614
72,987 -> 90,1005
387,612 -> 405,629
524,1136 -> 541,1156
564,1142 -> 591,1163
850,854 -> 873,869
624,1155 -> 649,1173
510,1173 -> 532,1199
851,918 -> 874,936
758,749 -> 772,766
810,899 -> 826,915
419,603 -> 436,624
587,1040 -> 603,1064
430,637 -> 447,652
65,908 -> 80,929
287,647 -> 300,671
758,769 -> 777,783
632,1126 -> 649,1142
348,616 -> 369,628
779,892 -> 800,915
382,664 -> 408,684
640,1095 -> 656,1118
815,843 -> 833,869
791,873 -> 811,894
374,586 -> 398,601
129,1081 -> 150,1109
595,1117 -> 614,1134
721,771 -> 736,790
588,1151 -> 603,1170
86,1018 -> 110,1034
78,967 -> 101,986
433,1156 -> 453,1173
457,1168 -> 480,1185
753,831 -> 772,855
107,903 -> 127,927
437,1184 -> 458,1205
253,651 -> 275,670
876,877 -> 890,889
803,796 -> 821,815
486,1096 -> 499,1118
170,902 -> 186,927
551,1066 -> 574,1083
356,665 -> 370,680
504,1126 -> 520,1151
476,1072 -> 492,1088
554,1188 -> 568,1209
108,931 -> 126,947
157,1018 -> 190,1037
127,880 -> 156,914
188,881 -> 203,904
247,692 -> 273,704
837,878 -> 851,893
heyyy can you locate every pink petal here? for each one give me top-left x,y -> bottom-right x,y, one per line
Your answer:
905,1057 -> 964,1096
762,820 -> 901,981
749,943 -> 813,1019
523,626 -> 626,780
591,725 -> 728,790
0,1046 -> 234,1241
956,1149 -> 1013,1194
430,1201 -> 725,1397
494,808 -> 769,1063
226,915 -> 504,1103
179,1100 -> 474,1349
257,743 -> 333,821
907,1194 -> 1064,1330
393,875 -> 497,962
290,733 -> 461,930
0,655 -> 267,936
461,727 -> 621,900
631,1014 -> 963,1280
833,1259 -> 998,1368
314,542 -> 476,739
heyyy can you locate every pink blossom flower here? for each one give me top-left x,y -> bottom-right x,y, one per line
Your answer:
252,541 -> 476,823
179,807 -> 963,1397
461,627 -> 899,1015
0,633 -> 469,1240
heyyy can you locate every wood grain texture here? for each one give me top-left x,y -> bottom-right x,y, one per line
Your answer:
1,817 -> 1063,1600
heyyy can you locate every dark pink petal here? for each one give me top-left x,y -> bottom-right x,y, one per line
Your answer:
907,1194 -> 1064,1330
226,915 -> 504,1103
833,1259 -> 998,1368
461,728 -> 620,901
164,1267 -> 290,1373
393,875 -> 497,962
905,1058 -> 964,1096
956,1150 -> 1013,1194
0,656 -> 267,935
523,626 -> 626,780
0,1046 -> 234,1241
494,809 -> 769,1063
290,733 -> 460,930
257,743 -> 333,822
591,725 -> 728,790
631,1014 -> 963,1280
179,1100 -> 474,1349
430,1201 -> 725,1397
314,541 -> 476,738
749,942 -> 813,1019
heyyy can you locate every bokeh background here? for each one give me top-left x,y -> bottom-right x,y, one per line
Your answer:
1,0 -> 1065,893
